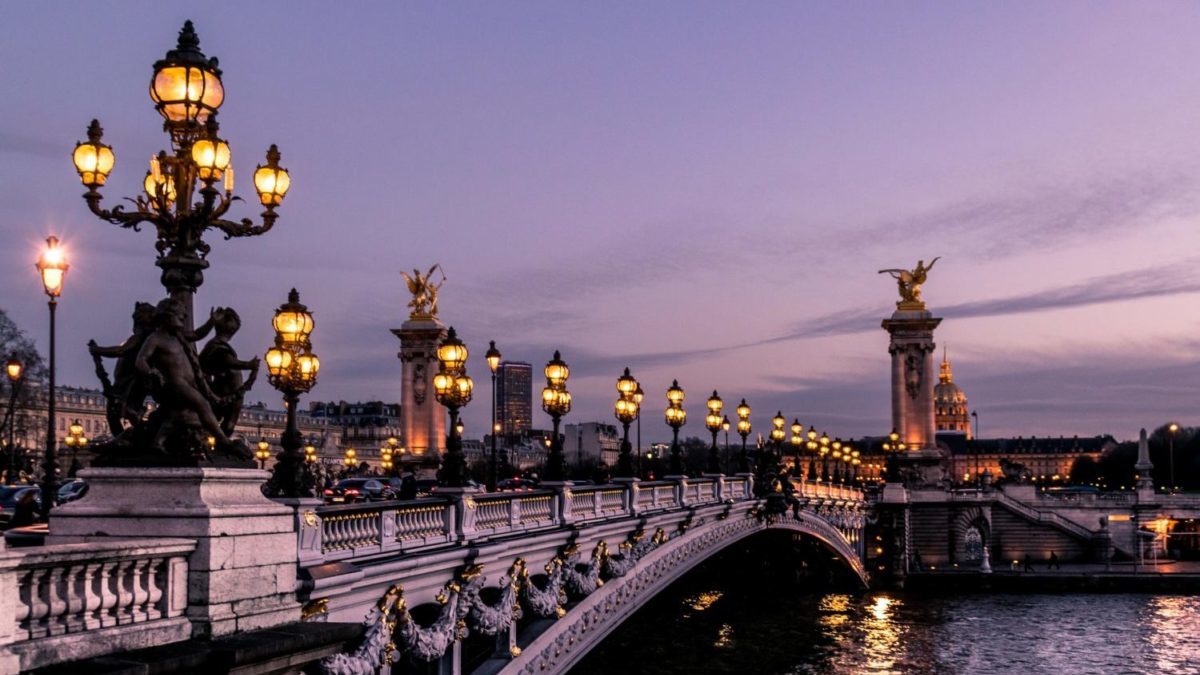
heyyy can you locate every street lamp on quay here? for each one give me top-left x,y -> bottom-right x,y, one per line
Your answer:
71,21 -> 291,331
433,327 -> 473,488
4,356 -> 24,485
614,368 -> 640,478
63,420 -> 88,477
736,399 -> 752,473
541,351 -> 571,482
818,432 -> 831,482
881,429 -> 906,482
790,419 -> 803,479
343,448 -> 357,470
263,289 -> 320,497
382,436 -> 402,477
705,391 -> 724,474
485,341 -> 501,491
665,380 -> 687,475
766,412 -> 786,477
255,440 -> 271,470
1168,423 -> 1180,493
36,236 -> 69,519
805,426 -> 818,481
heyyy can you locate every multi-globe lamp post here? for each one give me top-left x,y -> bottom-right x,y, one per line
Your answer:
36,236 -> 68,519
70,22 -> 291,330
736,399 -> 752,473
382,436 -> 402,477
806,426 -> 819,480
263,289 -> 320,497
767,411 -> 786,476
255,440 -> 271,470
541,352 -> 571,481
343,448 -> 357,471
664,381 -> 687,475
633,384 -> 644,477
485,341 -> 502,491
614,368 -> 640,478
433,328 -> 473,488
705,391 -> 724,474
5,356 -> 23,485
790,419 -> 804,479
63,420 -> 88,476
818,432 -> 831,482
882,429 -> 906,482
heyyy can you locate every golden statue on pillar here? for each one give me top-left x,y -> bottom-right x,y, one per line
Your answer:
879,257 -> 940,309
402,264 -> 446,319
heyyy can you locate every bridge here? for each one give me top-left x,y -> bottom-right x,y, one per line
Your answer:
303,475 -> 867,674
0,474 -> 866,674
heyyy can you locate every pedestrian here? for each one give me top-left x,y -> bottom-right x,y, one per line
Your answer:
1048,551 -> 1060,570
1023,553 -> 1034,573
398,472 -> 417,500
9,489 -> 38,528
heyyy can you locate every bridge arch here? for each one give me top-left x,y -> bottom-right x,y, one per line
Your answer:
501,509 -> 866,675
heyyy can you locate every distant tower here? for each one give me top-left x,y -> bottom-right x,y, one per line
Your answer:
495,362 -> 533,437
934,347 -> 971,438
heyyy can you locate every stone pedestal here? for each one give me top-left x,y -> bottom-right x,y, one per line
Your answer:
392,317 -> 449,464
882,305 -> 944,486
49,467 -> 301,638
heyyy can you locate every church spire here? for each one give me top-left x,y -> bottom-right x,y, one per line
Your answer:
939,344 -> 953,384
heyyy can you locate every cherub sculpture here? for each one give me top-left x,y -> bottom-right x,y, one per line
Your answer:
401,264 -> 446,318
879,257 -> 940,306
89,302 -> 156,435
199,307 -> 259,436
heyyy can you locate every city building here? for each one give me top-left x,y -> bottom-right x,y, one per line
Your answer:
941,435 -> 1115,484
562,422 -> 621,467
309,400 -> 403,468
934,350 -> 971,437
496,362 -> 533,438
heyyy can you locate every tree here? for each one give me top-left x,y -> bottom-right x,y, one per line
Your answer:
1068,455 -> 1100,485
0,308 -> 46,447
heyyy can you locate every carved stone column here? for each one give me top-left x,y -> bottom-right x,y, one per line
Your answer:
882,306 -> 945,486
392,317 -> 448,473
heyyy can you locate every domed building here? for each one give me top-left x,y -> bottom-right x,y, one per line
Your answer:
935,349 -> 971,438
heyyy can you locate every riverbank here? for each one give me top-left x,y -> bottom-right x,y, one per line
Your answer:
903,561 -> 1200,593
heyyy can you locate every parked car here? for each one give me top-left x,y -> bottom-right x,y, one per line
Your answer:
323,478 -> 393,504
496,478 -> 537,492
414,479 -> 438,498
57,479 -> 88,504
0,486 -> 41,528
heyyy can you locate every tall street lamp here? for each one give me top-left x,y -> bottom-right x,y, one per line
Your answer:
1168,422 -> 1180,492
63,420 -> 88,477
790,419 -> 804,479
72,22 -> 290,331
818,432 -> 831,482
433,327 -> 473,488
805,426 -> 818,480
614,368 -> 639,478
263,289 -> 320,498
721,415 -> 731,472
705,391 -> 724,474
36,236 -> 68,519
255,440 -> 271,470
767,411 -> 786,477
343,448 -> 357,472
633,384 -> 644,477
541,351 -> 571,481
736,399 -> 751,473
485,341 -> 501,491
5,356 -> 24,485
665,380 -> 687,475
382,436 -> 402,477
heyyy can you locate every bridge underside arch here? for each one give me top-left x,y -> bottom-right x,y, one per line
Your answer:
501,509 -> 866,675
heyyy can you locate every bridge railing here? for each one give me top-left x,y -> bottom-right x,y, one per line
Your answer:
0,538 -> 194,671
306,475 -> 862,567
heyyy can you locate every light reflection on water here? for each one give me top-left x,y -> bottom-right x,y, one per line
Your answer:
572,590 -> 1200,675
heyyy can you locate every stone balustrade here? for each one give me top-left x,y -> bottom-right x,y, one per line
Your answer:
305,476 -> 856,568
0,538 -> 194,672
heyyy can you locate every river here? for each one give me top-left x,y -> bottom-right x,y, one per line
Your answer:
569,534 -> 1200,675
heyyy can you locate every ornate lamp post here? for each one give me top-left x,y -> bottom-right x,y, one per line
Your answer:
541,351 -> 571,481
304,443 -> 317,465
485,341 -> 501,491
433,328 -> 473,488
790,419 -> 804,479
36,236 -> 68,519
736,399 -> 751,473
882,429 -> 905,482
614,368 -> 640,478
382,436 -> 402,477
633,384 -> 644,477
1168,422 -> 1180,493
806,426 -> 818,480
4,356 -> 23,485
255,440 -> 271,470
705,391 -> 724,474
343,448 -> 357,472
767,412 -> 786,476
72,22 -> 290,330
818,432 -> 831,482
263,289 -> 319,497
831,439 -> 844,483
664,380 -> 687,475
722,415 -> 731,472
63,420 -> 89,477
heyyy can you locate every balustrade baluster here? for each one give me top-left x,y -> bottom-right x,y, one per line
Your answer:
146,558 -> 165,620
62,563 -> 88,632
114,560 -> 136,625
130,559 -> 151,622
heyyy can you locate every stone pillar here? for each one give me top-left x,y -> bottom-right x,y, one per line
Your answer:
49,468 -> 300,638
392,317 -> 449,470
882,306 -> 945,486
1135,428 -> 1155,500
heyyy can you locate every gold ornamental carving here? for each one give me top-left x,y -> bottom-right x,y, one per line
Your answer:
402,264 -> 446,319
879,257 -> 940,309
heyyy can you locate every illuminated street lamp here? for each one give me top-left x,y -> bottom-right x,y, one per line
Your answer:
304,443 -> 317,464
72,22 -> 291,331
736,399 -> 752,473
806,425 -> 818,480
63,420 -> 88,477
614,368 -> 640,478
541,351 -> 571,481
255,440 -> 271,470
664,381 -> 687,475
434,327 -> 474,488
722,415 -> 731,470
36,236 -> 69,519
263,289 -> 319,497
1168,422 -> 1180,493
818,432 -> 831,482
790,419 -> 803,479
705,391 -> 724,474
633,384 -> 645,477
764,411 -> 785,476
382,436 -> 402,477
343,448 -> 357,469
486,341 -> 501,491
4,356 -> 23,485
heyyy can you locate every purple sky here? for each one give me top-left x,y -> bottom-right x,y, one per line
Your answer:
4,3 -> 1200,443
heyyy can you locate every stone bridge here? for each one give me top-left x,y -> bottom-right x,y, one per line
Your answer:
299,475 -> 867,674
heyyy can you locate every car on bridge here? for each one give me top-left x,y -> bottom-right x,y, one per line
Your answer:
0,486 -> 41,529
323,478 -> 394,504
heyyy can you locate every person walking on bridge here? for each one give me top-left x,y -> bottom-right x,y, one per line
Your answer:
1048,551 -> 1060,570
1023,553 -> 1034,573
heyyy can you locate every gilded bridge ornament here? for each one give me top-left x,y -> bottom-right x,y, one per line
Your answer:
879,257 -> 940,308
402,264 -> 446,319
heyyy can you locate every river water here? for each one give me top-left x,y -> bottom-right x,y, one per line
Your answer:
569,536 -> 1200,675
